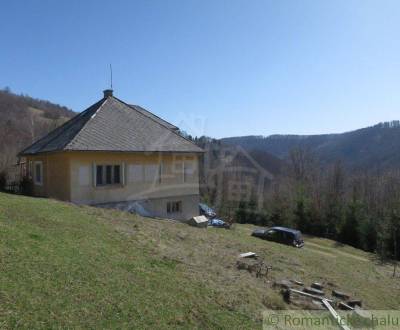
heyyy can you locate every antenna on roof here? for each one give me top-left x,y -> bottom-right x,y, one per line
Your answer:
103,65 -> 114,98
110,64 -> 113,89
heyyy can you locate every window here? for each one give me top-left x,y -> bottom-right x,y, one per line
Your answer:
96,165 -> 103,185
34,161 -> 43,186
114,165 -> 121,184
167,201 -> 182,214
96,165 -> 122,186
106,165 -> 112,184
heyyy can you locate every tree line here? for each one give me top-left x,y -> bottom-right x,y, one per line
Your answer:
233,147 -> 400,264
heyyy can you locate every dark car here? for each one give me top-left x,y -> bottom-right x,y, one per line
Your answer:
199,203 -> 217,219
251,226 -> 304,248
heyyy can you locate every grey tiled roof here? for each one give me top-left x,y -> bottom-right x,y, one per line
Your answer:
129,104 -> 178,131
20,96 -> 203,155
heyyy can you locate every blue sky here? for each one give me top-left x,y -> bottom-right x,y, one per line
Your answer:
1,0 -> 400,138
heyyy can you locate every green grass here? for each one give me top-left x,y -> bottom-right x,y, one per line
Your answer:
0,193 -> 399,329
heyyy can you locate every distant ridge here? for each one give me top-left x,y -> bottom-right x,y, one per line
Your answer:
221,121 -> 400,170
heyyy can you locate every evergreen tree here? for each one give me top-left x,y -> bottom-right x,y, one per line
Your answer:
339,200 -> 362,247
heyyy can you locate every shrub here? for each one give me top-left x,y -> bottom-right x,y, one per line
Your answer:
19,176 -> 33,196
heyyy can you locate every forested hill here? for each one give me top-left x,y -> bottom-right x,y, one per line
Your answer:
0,88 -> 76,170
221,121 -> 400,170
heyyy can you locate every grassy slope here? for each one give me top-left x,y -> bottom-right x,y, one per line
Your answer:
0,193 -> 399,329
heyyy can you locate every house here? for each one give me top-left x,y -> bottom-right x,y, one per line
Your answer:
19,89 -> 204,220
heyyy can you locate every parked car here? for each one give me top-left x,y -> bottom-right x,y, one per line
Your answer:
251,226 -> 304,248
199,203 -> 217,219
208,218 -> 230,229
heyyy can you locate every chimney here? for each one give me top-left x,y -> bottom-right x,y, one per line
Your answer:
103,89 -> 113,98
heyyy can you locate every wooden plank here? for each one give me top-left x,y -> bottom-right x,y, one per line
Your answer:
239,252 -> 258,258
321,299 -> 351,330
303,286 -> 325,296
337,301 -> 354,311
289,289 -> 333,303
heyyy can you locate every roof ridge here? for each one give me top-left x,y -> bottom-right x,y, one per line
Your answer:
130,104 -> 178,130
112,96 -> 202,151
19,98 -> 106,156
64,98 -> 108,150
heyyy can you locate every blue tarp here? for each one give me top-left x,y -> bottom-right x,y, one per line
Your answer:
208,218 -> 227,227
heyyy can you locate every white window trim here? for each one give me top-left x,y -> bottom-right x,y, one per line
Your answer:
34,161 -> 43,186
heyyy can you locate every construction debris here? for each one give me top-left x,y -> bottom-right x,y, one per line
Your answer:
303,286 -> 325,296
236,256 -> 271,278
337,301 -> 355,310
188,215 -> 208,228
289,289 -> 333,303
332,289 -> 351,300
321,299 -> 351,330
311,282 -> 324,290
347,299 -> 362,308
277,279 -> 368,325
290,279 -> 304,286
239,252 -> 258,258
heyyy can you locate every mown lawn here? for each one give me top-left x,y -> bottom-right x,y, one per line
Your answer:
0,193 -> 399,329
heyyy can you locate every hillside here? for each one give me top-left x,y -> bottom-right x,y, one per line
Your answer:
1,193 -> 399,328
0,88 -> 75,171
221,121 -> 400,170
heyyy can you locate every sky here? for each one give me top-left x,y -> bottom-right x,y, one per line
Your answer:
1,0 -> 400,138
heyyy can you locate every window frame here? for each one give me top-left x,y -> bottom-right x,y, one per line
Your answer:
33,161 -> 43,186
95,164 -> 123,187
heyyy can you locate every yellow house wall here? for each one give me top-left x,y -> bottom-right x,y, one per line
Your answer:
68,151 -> 200,205
26,153 -> 71,201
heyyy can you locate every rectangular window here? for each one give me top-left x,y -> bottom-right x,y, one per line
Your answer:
96,165 -> 103,185
167,201 -> 182,214
34,161 -> 43,186
106,165 -> 112,184
96,165 -> 122,186
114,165 -> 121,184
